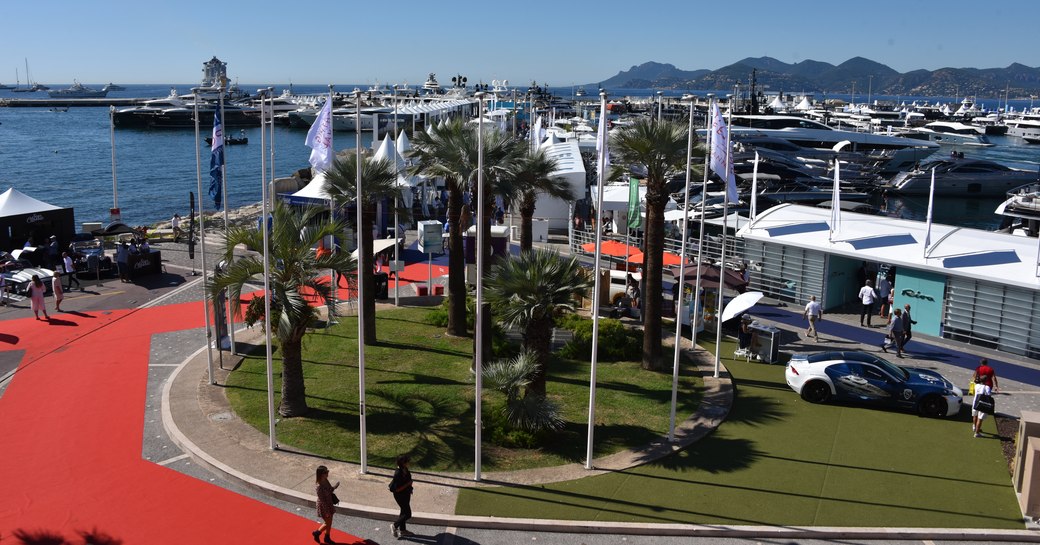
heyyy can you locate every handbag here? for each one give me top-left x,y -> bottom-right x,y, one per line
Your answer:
973,394 -> 995,415
331,493 -> 340,505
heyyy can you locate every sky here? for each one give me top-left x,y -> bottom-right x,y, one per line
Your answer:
2,0 -> 1038,87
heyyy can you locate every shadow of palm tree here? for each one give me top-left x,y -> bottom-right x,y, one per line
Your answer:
640,436 -> 765,473
12,527 -> 122,545
726,392 -> 788,427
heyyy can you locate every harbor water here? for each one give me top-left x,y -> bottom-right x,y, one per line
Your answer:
0,84 -> 1038,231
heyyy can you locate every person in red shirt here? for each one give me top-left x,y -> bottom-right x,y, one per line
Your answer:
971,359 -> 999,437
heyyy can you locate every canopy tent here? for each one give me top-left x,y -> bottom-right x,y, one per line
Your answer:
0,188 -> 76,251
793,97 -> 812,111
767,95 -> 785,111
670,263 -> 748,291
284,171 -> 333,205
351,237 -> 402,259
90,222 -> 137,237
581,239 -> 639,258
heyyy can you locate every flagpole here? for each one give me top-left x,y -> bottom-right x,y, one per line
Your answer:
712,101 -> 734,379
109,106 -> 118,219
268,87 -> 276,191
219,83 -> 236,356
586,90 -> 608,470
258,88 -> 277,450
354,88 -> 368,475
669,94 -> 696,441
193,90 -> 216,385
474,91 -> 487,482
327,86 -> 338,325
923,166 -> 935,258
750,152 -> 759,221
393,84 -> 400,307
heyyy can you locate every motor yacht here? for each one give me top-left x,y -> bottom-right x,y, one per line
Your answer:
48,81 -> 108,99
900,121 -> 994,147
102,83 -> 126,92
994,182 -> 1040,236
888,158 -> 1039,197
1004,116 -> 1040,142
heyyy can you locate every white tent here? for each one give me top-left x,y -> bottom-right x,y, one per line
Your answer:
793,97 -> 812,111
0,188 -> 61,217
767,95 -> 785,111
395,130 -> 411,155
289,171 -> 332,203
531,140 -> 586,229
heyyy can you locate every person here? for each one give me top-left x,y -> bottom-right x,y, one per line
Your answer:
858,279 -> 878,327
881,308 -> 905,357
62,251 -> 81,291
736,314 -> 753,357
51,271 -> 64,312
971,359 -> 999,438
389,454 -> 415,538
803,295 -> 822,341
877,275 -> 892,318
740,262 -> 750,284
312,465 -> 340,543
46,235 -> 60,269
171,213 -> 183,243
901,303 -> 918,351
115,243 -> 130,283
139,239 -> 150,253
28,274 -> 48,320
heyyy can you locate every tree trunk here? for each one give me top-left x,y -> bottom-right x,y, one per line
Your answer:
519,193 -> 536,253
361,203 -> 377,345
446,184 -> 468,337
641,181 -> 667,370
523,317 -> 553,397
278,337 -> 309,417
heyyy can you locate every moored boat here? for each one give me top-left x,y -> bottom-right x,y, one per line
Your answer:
102,83 -> 126,92
888,158 -> 1038,197
48,81 -> 108,99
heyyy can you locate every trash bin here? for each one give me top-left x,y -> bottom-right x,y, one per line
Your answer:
374,272 -> 389,299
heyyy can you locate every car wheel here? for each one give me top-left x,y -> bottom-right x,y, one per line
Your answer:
918,395 -> 947,418
801,381 -> 831,404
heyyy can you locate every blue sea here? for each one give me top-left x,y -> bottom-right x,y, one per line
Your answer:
0,84 -> 1038,231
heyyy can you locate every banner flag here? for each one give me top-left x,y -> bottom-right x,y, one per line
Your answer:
709,103 -> 738,202
209,109 -> 224,209
627,177 -> 641,230
306,97 -> 334,171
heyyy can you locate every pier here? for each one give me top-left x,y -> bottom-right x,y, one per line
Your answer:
0,97 -> 146,108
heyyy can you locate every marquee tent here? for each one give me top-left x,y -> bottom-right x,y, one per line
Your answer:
0,188 -> 75,250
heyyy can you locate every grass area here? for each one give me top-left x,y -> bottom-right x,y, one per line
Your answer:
455,336 -> 1024,528
225,306 -> 702,472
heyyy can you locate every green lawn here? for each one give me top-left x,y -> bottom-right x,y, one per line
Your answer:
225,306 -> 702,472
454,336 -> 1023,528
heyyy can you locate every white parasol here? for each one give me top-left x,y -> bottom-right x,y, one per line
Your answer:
720,291 -> 764,323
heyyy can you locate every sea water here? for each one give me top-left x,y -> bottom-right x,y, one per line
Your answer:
1,85 -> 1037,232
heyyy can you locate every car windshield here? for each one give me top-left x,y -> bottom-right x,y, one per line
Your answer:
872,357 -> 909,381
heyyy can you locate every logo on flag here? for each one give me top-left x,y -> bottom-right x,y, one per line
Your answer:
209,108 -> 224,209
306,98 -> 334,171
709,103 -> 738,203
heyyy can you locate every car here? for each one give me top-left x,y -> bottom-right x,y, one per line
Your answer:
785,351 -> 962,417
0,251 -> 54,297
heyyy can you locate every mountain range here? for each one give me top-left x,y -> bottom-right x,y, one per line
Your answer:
595,58 -> 1040,98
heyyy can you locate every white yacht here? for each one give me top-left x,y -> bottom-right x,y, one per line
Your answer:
888,158 -> 1038,196
1004,116 -> 1040,143
711,115 -> 939,173
422,73 -> 441,94
901,121 -> 994,147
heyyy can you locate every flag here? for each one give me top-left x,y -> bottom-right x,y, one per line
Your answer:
596,101 -> 609,173
306,97 -> 334,171
627,177 -> 641,230
531,115 -> 543,151
709,103 -> 738,202
209,108 -> 224,209
923,166 -> 936,251
829,158 -> 841,240
749,152 -> 759,221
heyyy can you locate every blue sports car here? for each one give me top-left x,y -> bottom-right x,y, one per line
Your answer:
785,351 -> 963,417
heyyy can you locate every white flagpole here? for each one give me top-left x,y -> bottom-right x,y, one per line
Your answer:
354,89 -> 368,474
923,166 -> 936,257
327,86 -> 338,326
393,85 -> 400,307
258,88 -> 277,450
669,94 -> 696,441
193,90 -> 215,384
219,84 -> 236,356
586,91 -> 608,469
268,87 -> 275,190
712,103 -> 733,379
750,152 -> 759,221
691,96 -> 713,384
829,159 -> 841,242
475,92 -> 487,482
109,106 -> 118,217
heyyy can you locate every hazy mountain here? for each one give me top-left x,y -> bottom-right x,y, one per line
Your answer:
592,57 -> 1040,97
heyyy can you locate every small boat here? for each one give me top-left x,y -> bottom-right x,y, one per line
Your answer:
900,121 -> 994,147
205,130 -> 248,146
102,82 -> 126,92
888,158 -> 1039,196
0,82 -> 13,90
48,81 -> 107,99
49,106 -> 69,113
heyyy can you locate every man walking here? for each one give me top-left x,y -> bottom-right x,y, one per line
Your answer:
901,303 -> 917,351
62,251 -> 81,291
803,295 -> 822,341
882,308 -> 905,357
858,279 -> 878,327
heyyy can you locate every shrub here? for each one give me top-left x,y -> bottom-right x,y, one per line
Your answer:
559,316 -> 641,361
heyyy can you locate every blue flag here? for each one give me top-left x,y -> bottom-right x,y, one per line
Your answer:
209,108 -> 225,209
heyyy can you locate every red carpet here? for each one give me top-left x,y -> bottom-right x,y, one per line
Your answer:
0,303 -> 365,544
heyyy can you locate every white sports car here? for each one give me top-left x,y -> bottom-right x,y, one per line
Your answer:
785,351 -> 962,417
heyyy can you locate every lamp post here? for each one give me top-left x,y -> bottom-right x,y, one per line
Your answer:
474,91 -> 487,482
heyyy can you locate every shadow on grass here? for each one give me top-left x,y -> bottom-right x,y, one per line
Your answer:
726,392 -> 788,427
374,339 -> 471,359
643,436 -> 764,473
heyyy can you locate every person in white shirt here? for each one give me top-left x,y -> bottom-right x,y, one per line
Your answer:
858,279 -> 877,327
171,213 -> 183,243
803,295 -> 822,341
62,251 -> 81,291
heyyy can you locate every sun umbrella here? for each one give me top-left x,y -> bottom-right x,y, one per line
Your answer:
670,263 -> 748,291
629,250 -> 683,266
580,240 -> 639,258
720,291 -> 764,323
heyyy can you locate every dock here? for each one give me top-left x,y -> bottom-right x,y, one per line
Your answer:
0,97 -> 147,108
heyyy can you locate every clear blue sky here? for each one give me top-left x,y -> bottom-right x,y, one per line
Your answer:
3,0 -> 1037,86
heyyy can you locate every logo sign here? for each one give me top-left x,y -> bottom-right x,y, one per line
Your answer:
26,213 -> 44,224
901,288 -> 934,302
902,388 -> 914,400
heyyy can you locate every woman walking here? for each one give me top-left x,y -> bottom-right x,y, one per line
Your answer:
29,275 -> 48,320
389,454 -> 414,538
313,465 -> 340,544
51,270 -> 64,312
971,359 -> 999,438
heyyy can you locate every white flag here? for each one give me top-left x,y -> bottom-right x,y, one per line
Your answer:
305,97 -> 334,171
596,102 -> 609,172
750,152 -> 759,220
531,115 -> 543,151
710,103 -> 738,203
830,159 -> 842,240
923,166 -> 936,251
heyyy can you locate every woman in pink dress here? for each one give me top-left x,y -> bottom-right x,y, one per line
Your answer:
28,275 -> 48,320
51,270 -> 64,312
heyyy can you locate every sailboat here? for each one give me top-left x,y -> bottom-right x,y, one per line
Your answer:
11,67 -> 32,92
21,59 -> 48,92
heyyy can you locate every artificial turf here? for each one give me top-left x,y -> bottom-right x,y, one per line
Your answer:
454,337 -> 1024,528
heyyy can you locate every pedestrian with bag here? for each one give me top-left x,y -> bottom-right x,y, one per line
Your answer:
971,359 -> 999,438
312,465 -> 340,544
389,454 -> 415,538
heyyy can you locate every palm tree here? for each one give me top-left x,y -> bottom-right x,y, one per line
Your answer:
209,201 -> 356,417
611,119 -> 693,371
483,351 -> 564,432
504,148 -> 573,252
484,248 -> 591,397
323,151 -> 404,345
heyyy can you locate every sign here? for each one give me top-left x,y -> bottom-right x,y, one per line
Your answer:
417,220 -> 443,254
